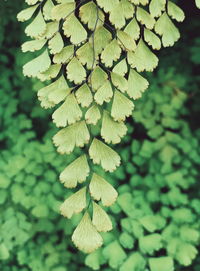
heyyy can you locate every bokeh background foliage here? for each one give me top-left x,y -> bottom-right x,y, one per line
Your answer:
0,1 -> 200,271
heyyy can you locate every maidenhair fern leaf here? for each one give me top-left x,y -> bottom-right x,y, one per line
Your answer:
89,138 -> 121,172
23,49 -> 51,77
101,110 -> 127,144
72,212 -> 103,253
52,93 -> 82,127
111,90 -> 134,121
19,0 -> 190,254
53,121 -> 90,154
17,5 -> 39,22
89,173 -> 118,206
25,10 -> 46,38
92,202 -> 113,232
60,187 -> 87,218
60,155 -> 90,188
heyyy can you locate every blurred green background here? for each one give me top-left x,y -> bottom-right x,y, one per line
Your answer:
0,1 -> 200,271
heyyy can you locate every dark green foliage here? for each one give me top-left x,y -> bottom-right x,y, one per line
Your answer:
0,1 -> 200,270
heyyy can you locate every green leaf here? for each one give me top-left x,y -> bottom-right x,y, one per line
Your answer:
101,40 -> 122,67
136,7 -> 155,29
94,81 -> 113,105
53,121 -> 90,154
111,90 -> 134,121
59,155 -> 90,188
23,49 -> 51,78
66,57 -> 86,84
154,12 -> 180,47
72,212 -> 103,253
17,5 -> 39,22
113,59 -> 128,76
102,241 -> 126,269
52,93 -> 82,127
139,234 -> 163,255
76,42 -> 94,70
176,243 -> 198,266
127,68 -> 149,99
124,18 -> 140,41
51,2 -> 75,21
101,110 -> 127,144
120,253 -> 146,271
85,249 -> 105,270
168,1 -> 185,22
21,39 -> 46,52
53,45 -> 74,64
149,0 -> 166,18
63,14 -> 87,45
144,29 -> 161,50
117,30 -> 136,51
89,138 -> 121,172
149,257 -> 174,271
79,2 -> 104,30
38,76 -> 70,108
96,0 -> 118,13
25,10 -> 46,38
90,66 -> 108,91
37,64 -> 61,81
93,26 -> 112,56
48,32 -> 64,54
43,0 -> 54,20
89,173 -> 118,206
41,21 -> 59,39
111,72 -> 128,92
75,83 -> 93,108
60,187 -> 87,218
85,105 -> 101,125
127,39 -> 158,72
92,202 -> 113,232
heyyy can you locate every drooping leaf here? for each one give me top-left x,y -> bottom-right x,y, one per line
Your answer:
149,0 -> 166,18
53,45 -> 74,64
144,29 -> 161,50
38,76 -> 69,108
127,68 -> 149,99
53,121 -> 90,154
51,2 -> 75,21
17,5 -> 39,22
72,212 -> 103,253
94,81 -> 113,105
127,39 -> 159,72
25,10 -> 46,38
90,66 -> 108,91
168,1 -> 185,22
101,40 -> 122,67
21,39 -> 46,52
92,202 -> 113,232
85,105 -> 101,125
60,187 -> 87,218
111,90 -> 134,121
101,110 -> 127,144
154,12 -> 180,47
59,155 -> 89,188
66,57 -> 86,84
111,72 -> 128,92
136,7 -> 155,29
48,32 -> 64,54
89,138 -> 121,172
89,173 -> 118,206
23,49 -> 51,78
63,14 -> 87,45
52,93 -> 82,127
75,83 -> 93,108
